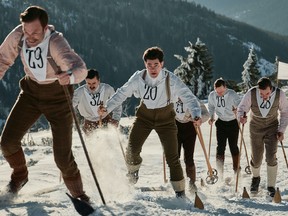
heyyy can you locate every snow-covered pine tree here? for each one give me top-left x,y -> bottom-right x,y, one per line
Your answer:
174,38 -> 213,99
268,56 -> 279,86
240,46 -> 261,92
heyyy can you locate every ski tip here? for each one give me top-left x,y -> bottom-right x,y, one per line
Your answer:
194,192 -> 204,210
272,187 -> 282,203
66,193 -> 95,216
242,187 -> 250,199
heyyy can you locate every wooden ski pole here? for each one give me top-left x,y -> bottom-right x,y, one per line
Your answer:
236,121 -> 251,174
99,115 -> 102,128
235,124 -> 243,193
63,86 -> 106,205
234,108 -> 251,174
99,102 -> 103,128
235,112 -> 246,194
115,128 -> 127,163
208,122 -> 213,160
163,153 -> 168,183
280,141 -> 288,169
194,124 -> 218,184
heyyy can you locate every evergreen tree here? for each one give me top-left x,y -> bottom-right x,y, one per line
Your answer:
174,38 -> 213,99
268,56 -> 279,86
240,47 -> 261,92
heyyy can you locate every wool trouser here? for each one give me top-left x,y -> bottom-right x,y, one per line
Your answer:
215,118 -> 239,157
176,120 -> 197,167
250,119 -> 278,168
0,76 -> 79,178
126,103 -> 184,181
176,120 -> 197,181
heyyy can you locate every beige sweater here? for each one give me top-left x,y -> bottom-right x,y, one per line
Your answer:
0,24 -> 87,84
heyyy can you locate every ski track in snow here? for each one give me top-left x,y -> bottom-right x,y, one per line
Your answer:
0,116 -> 288,215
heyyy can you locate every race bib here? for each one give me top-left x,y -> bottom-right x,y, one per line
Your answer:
22,30 -> 51,81
256,90 -> 276,117
84,87 -> 105,117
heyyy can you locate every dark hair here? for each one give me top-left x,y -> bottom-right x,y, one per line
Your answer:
214,78 -> 226,88
86,69 -> 100,80
257,77 -> 272,90
142,46 -> 164,62
20,6 -> 48,28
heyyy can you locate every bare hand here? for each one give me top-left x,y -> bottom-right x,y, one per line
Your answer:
239,116 -> 247,124
277,132 -> 284,141
239,112 -> 247,125
208,118 -> 214,125
232,106 -> 237,115
57,72 -> 70,85
98,106 -> 107,117
193,117 -> 202,127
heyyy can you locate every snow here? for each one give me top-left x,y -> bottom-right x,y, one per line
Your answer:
1,115 -> 288,215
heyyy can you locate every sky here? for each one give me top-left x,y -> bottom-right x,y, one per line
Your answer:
0,114 -> 288,215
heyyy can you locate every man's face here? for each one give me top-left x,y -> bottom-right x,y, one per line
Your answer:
259,87 -> 272,101
86,77 -> 100,91
144,59 -> 164,78
215,85 -> 226,97
22,19 -> 47,47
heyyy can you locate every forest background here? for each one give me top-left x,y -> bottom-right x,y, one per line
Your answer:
1,0 -> 288,130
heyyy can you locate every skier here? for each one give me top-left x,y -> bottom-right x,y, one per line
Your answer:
174,97 -> 209,192
207,78 -> 241,178
0,6 -> 90,202
98,46 -> 202,198
238,77 -> 288,197
73,69 -> 122,135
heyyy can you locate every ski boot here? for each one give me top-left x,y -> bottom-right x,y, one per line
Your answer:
267,187 -> 276,197
77,194 -> 91,203
189,181 -> 198,193
175,190 -> 186,198
127,170 -> 139,184
7,178 -> 28,194
250,176 -> 260,193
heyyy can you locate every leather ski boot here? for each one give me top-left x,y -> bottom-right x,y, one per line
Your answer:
5,149 -> 29,194
171,179 -> 186,198
126,170 -> 139,184
250,176 -> 261,193
267,165 -> 278,197
63,171 -> 90,203
175,190 -> 186,198
186,165 -> 197,192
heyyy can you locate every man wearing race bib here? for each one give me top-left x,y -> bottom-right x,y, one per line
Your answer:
98,46 -> 202,198
174,97 -> 209,192
208,78 -> 241,178
73,69 -> 122,135
0,6 -> 90,203
238,77 -> 288,197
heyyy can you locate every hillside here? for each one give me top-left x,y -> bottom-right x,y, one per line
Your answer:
1,0 -> 288,128
190,0 -> 288,36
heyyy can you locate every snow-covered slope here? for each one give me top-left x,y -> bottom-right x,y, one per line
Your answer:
0,116 -> 288,215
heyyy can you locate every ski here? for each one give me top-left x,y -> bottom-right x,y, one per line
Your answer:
66,193 -> 95,216
137,186 -> 167,192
